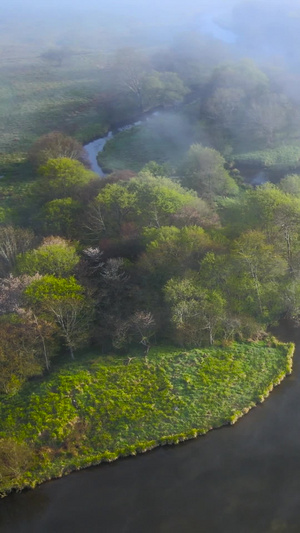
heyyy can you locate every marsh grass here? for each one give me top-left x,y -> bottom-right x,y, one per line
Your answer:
0,340 -> 294,496
98,118 -> 193,173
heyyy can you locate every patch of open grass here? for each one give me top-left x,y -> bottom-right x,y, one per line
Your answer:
98,114 -> 194,172
233,145 -> 300,171
0,56 -> 111,155
0,340 -> 294,496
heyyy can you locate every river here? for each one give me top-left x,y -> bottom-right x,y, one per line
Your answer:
0,322 -> 300,532
84,120 -> 142,176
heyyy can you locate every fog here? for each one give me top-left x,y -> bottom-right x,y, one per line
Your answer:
2,0 -> 300,155
3,0 -> 300,65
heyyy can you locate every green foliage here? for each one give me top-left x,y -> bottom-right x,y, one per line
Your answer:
0,341 -> 293,495
0,315 -> 46,394
279,174 -> 300,197
98,114 -> 193,173
180,144 -> 239,199
40,197 -> 82,237
139,225 -> 218,286
234,145 -> 300,171
32,157 -> 96,203
0,439 -> 34,494
92,174 -> 197,239
165,276 -> 226,345
15,237 -> 79,277
25,275 -> 83,304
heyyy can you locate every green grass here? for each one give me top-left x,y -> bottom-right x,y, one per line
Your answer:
233,145 -> 300,171
0,55 -> 112,155
0,340 -> 294,496
98,115 -> 193,173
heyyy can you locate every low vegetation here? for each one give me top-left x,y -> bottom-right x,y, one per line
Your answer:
0,340 -> 294,496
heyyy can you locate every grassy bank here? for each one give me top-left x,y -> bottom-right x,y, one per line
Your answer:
98,114 -> 194,173
0,340 -> 294,497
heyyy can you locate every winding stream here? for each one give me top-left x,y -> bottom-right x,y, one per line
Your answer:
1,323 -> 300,532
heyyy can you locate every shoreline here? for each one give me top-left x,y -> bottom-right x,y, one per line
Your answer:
0,341 -> 295,498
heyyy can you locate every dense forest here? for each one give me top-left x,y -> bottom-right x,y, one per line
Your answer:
1,0 -> 300,496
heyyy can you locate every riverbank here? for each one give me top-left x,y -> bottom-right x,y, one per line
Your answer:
0,340 -> 294,497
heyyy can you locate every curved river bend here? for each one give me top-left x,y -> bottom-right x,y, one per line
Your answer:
1,323 -> 300,532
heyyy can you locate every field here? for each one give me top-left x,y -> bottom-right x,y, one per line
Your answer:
0,340 -> 294,496
98,113 -> 196,173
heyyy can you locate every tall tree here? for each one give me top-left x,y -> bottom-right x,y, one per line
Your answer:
29,132 -> 87,169
0,226 -> 35,276
25,276 -> 93,360
179,144 -> 239,199
165,277 -> 226,346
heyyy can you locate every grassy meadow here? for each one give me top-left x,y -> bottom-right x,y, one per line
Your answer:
0,340 -> 294,496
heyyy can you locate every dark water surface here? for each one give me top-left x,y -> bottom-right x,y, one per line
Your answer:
1,324 -> 300,533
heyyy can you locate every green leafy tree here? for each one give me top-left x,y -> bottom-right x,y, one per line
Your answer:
279,174 -> 300,197
231,230 -> 287,320
221,184 -> 300,272
0,439 -> 34,491
40,197 -> 81,238
165,276 -> 226,346
0,315 -> 52,394
142,71 -> 189,108
25,276 -> 93,359
138,225 -> 218,287
127,172 -> 197,228
89,174 -> 197,240
180,144 -> 239,199
15,237 -> 80,277
32,158 -> 97,204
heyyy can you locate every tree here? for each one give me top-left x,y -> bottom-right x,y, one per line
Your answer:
93,183 -> 138,237
138,225 -> 218,287
29,132 -> 86,169
164,277 -> 226,346
113,311 -> 156,355
40,197 -> 81,238
32,157 -> 97,203
0,315 -> 49,393
25,276 -> 93,360
0,439 -> 34,490
0,274 -> 41,315
0,274 -> 58,372
180,144 -> 239,199
221,184 -> 300,273
111,48 -> 150,112
141,71 -> 189,108
279,174 -> 300,197
127,172 -> 197,228
245,93 -> 289,147
0,226 -> 35,276
15,237 -> 80,277
170,198 -> 220,229
231,230 -> 287,320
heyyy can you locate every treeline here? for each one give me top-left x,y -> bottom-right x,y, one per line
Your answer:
1,125 -> 300,395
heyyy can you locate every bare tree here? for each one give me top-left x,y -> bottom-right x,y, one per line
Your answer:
28,132 -> 87,169
44,298 -> 93,360
0,227 -> 35,276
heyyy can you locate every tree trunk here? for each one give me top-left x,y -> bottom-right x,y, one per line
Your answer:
68,344 -> 75,360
